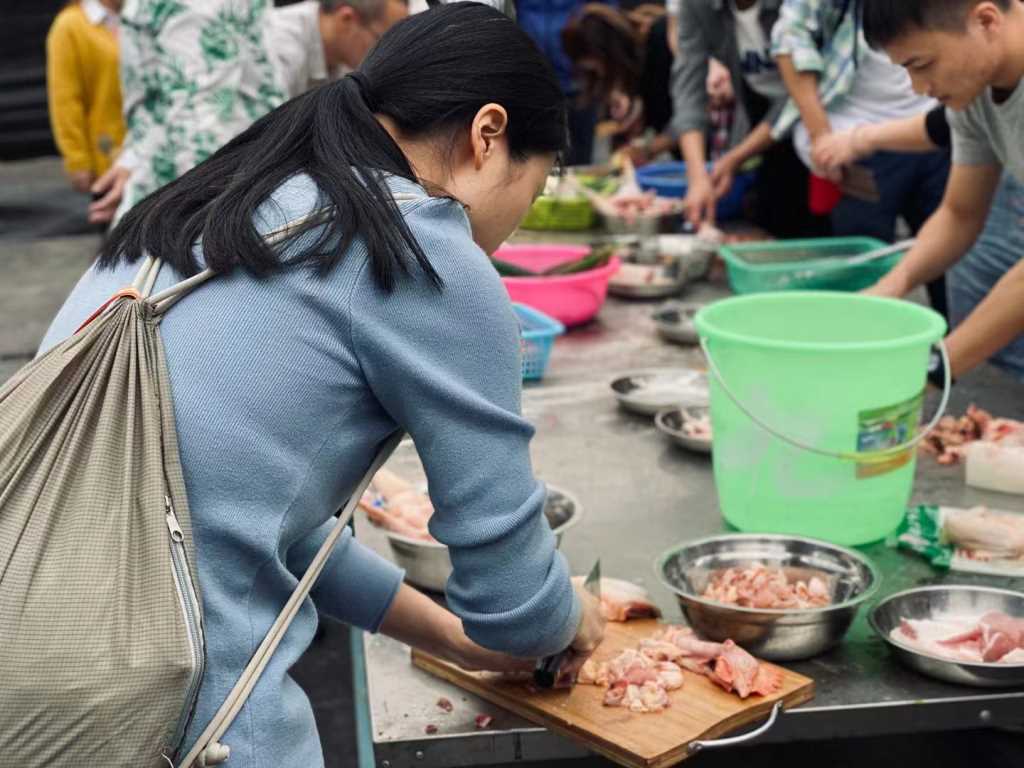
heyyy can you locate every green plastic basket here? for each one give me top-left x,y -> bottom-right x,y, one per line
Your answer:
519,196 -> 596,231
719,237 -> 904,294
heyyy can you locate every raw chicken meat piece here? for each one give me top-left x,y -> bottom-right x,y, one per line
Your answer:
575,626 -> 781,714
893,612 -> 1024,664
920,405 -> 1024,465
573,577 -> 662,622
709,640 -> 783,699
682,414 -> 712,440
943,507 -> 1024,560
474,714 -> 495,729
702,566 -> 831,610
360,469 -> 437,542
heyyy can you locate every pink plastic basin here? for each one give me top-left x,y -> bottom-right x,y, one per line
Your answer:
495,244 -> 621,327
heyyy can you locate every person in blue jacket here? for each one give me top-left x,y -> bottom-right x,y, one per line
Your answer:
39,6 -> 605,767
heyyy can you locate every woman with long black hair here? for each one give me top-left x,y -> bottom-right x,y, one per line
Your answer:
38,5 -> 604,765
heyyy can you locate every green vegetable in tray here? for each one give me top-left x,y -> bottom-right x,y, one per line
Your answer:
490,245 -> 614,278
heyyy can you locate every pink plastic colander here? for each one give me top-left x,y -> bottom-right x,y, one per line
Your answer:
495,244 -> 621,327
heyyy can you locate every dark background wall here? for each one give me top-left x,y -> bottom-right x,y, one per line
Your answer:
1,0 -> 66,161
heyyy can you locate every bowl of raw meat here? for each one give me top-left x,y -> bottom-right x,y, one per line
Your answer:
870,585 -> 1024,687
360,473 -> 582,593
657,534 -> 879,661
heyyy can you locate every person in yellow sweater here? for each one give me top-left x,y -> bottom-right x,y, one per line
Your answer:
46,0 -> 125,194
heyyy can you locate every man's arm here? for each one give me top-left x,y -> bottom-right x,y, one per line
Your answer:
946,259 -> 1024,378
776,55 -> 830,142
868,163 -> 1002,297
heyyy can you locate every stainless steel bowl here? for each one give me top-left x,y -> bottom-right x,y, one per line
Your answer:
657,534 -> 880,661
652,302 -> 703,345
654,407 -> 711,454
870,585 -> 1024,688
600,210 -> 684,237
386,486 -> 583,593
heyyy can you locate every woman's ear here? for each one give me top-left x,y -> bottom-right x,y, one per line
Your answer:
471,103 -> 509,170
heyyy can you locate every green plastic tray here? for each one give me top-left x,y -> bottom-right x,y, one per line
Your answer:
719,237 -> 904,293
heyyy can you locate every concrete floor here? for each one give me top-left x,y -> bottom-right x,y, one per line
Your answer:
2,157 -> 1021,768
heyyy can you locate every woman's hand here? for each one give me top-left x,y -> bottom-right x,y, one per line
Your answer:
706,58 -> 734,109
552,580 -> 606,683
88,164 -> 131,224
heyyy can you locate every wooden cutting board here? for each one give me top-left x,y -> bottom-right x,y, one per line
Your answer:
412,619 -> 814,768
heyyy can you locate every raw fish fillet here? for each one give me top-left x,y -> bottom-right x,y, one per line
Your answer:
943,507 -> 1024,559
572,577 -> 662,622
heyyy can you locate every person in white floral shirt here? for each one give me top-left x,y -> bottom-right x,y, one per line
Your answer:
88,0 -> 286,224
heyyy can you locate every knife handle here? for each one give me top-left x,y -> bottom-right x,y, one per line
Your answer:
533,650 -> 568,689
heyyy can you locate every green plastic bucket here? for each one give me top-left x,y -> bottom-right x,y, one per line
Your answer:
694,292 -> 947,546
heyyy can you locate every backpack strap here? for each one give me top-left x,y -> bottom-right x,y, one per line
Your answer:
177,431 -> 405,768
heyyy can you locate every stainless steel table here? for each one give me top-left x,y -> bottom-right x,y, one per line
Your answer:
349,277 -> 1024,768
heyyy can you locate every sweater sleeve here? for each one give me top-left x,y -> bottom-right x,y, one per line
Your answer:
286,522 -> 404,633
46,13 -> 92,174
348,198 -> 581,659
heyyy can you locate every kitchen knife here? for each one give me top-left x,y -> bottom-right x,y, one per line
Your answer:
533,560 -> 601,689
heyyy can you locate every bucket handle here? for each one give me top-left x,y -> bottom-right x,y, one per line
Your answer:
699,337 -> 951,464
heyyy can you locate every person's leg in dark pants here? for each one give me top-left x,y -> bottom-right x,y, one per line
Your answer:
566,100 -> 596,166
752,140 -> 832,238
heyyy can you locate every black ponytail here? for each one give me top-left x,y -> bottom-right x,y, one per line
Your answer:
98,2 -> 569,290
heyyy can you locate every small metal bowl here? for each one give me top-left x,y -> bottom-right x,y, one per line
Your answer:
870,585 -> 1024,688
611,368 -> 709,416
657,534 -> 880,661
600,210 -> 684,237
385,486 -> 582,593
652,302 -> 703,345
655,407 -> 711,454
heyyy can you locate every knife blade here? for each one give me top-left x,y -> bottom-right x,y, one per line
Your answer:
533,559 -> 601,689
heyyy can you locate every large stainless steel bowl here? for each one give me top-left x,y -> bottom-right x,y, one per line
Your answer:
657,534 -> 880,661
385,486 -> 582,593
870,585 -> 1024,688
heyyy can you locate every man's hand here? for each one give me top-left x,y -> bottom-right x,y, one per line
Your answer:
706,58 -> 734,109
710,152 -> 740,200
683,174 -> 717,229
68,170 -> 95,194
88,165 -> 131,224
810,132 -> 843,182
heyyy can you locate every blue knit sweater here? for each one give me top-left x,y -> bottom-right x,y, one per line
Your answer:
38,174 -> 580,767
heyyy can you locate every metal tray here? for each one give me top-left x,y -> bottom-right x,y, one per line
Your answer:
870,585 -> 1024,687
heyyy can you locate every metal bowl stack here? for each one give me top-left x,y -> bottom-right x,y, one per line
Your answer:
385,486 -> 582,593
657,534 -> 880,661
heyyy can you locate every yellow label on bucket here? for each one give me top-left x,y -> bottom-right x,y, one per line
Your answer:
855,391 -> 924,479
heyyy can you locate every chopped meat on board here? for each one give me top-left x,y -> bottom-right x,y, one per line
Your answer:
920,405 -> 1024,465
576,625 -> 780,712
572,577 -> 662,622
702,566 -> 831,610
435,697 -> 453,713
474,714 -> 495,729
424,725 -> 439,735
892,611 -> 1024,664
943,507 -> 1024,560
709,641 -> 783,699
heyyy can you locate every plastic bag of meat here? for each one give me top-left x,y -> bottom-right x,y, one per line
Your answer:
891,505 -> 1024,577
